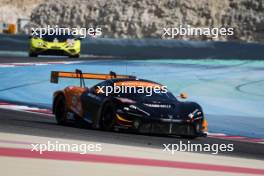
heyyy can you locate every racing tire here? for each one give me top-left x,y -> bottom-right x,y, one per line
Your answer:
101,103 -> 116,131
180,135 -> 197,139
29,52 -> 38,57
69,54 -> 80,58
54,95 -> 67,125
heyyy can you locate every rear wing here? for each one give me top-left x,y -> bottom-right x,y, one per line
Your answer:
50,69 -> 136,86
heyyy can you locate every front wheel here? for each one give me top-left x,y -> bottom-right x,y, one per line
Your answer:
101,103 -> 116,131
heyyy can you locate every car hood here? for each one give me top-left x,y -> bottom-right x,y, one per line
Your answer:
134,99 -> 203,120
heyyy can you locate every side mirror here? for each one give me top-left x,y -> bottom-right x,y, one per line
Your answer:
95,88 -> 101,94
94,87 -> 104,95
179,92 -> 188,99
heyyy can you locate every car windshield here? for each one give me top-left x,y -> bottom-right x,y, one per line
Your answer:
41,34 -> 75,42
114,87 -> 176,101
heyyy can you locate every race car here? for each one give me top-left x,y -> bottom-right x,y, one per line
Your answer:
51,70 -> 208,138
29,34 -> 81,58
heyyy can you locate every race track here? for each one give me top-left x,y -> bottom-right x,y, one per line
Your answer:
0,56 -> 264,176
0,108 -> 264,159
0,56 -> 264,137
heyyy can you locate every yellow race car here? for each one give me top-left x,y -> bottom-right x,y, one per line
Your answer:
29,34 -> 81,58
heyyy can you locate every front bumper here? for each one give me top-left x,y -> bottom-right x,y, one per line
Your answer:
115,112 -> 207,137
139,119 -> 206,136
30,47 -> 79,56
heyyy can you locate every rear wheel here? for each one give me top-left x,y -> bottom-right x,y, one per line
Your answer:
54,95 -> 67,125
101,103 -> 116,131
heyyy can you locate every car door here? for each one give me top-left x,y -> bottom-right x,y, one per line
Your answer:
81,80 -> 111,125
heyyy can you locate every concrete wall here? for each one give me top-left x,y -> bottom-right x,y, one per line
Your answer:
0,34 -> 263,59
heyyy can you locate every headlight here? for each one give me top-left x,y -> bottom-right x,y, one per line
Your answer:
116,97 -> 136,104
188,109 -> 202,119
67,39 -> 75,47
123,107 -> 130,111
128,105 -> 150,116
37,42 -> 43,47
122,106 -> 136,112
129,105 -> 137,109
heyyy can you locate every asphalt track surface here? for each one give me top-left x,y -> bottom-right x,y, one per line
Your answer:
0,56 -> 263,162
0,108 -> 264,160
